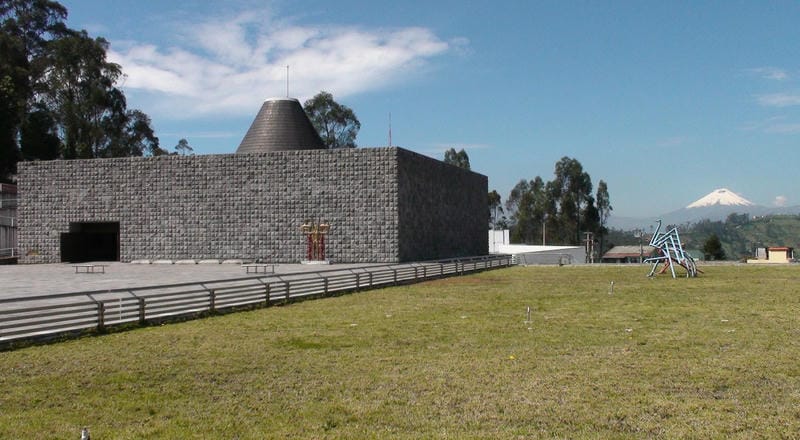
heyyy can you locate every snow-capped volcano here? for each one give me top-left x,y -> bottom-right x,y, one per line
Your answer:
609,187 -> 800,230
686,188 -> 753,209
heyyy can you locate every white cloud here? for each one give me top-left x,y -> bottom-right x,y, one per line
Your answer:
765,122 -> 800,134
108,12 -> 454,118
774,195 -> 788,207
756,93 -> 800,107
740,116 -> 800,134
748,67 -> 789,81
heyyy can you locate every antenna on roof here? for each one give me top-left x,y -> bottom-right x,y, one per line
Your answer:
286,65 -> 289,97
388,112 -> 392,146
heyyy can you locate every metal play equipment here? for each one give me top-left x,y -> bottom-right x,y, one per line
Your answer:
644,220 -> 698,278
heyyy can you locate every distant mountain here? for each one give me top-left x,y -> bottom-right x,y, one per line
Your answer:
607,215 -> 653,231
609,188 -> 800,230
609,212 -> 800,261
685,188 -> 753,209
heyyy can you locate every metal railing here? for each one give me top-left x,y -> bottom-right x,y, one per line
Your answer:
0,248 -> 17,258
0,255 -> 512,347
0,198 -> 17,209
513,252 -> 574,266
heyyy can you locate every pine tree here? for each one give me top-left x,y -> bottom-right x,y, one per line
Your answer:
703,234 -> 726,260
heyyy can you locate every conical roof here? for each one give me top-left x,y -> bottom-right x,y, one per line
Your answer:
236,98 -> 325,153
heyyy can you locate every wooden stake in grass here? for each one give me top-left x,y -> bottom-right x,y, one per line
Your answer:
609,281 -> 615,295
525,306 -> 531,324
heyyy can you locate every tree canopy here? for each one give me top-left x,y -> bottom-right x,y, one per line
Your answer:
595,179 -> 612,254
703,233 -> 726,261
547,157 -> 593,244
303,91 -> 360,149
505,157 -> 611,258
173,138 -> 194,156
443,148 -> 470,170
488,189 -> 503,228
0,0 -> 162,182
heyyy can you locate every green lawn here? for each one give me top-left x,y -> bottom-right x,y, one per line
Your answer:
2,265 -> 800,439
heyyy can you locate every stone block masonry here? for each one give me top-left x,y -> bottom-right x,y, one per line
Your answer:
17,147 -> 487,264
397,150 -> 488,261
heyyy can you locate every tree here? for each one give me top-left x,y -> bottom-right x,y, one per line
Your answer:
40,30 -> 119,158
529,176 -> 550,244
20,103 -> 59,160
505,179 -> 530,215
173,138 -> 194,155
0,0 -> 68,181
115,109 -> 164,157
0,0 -> 161,176
703,233 -> 726,260
547,157 -> 594,245
725,212 -> 749,226
303,91 -> 360,148
506,158 -> 607,247
443,148 -> 470,170
596,180 -> 612,254
40,30 -> 163,158
511,187 -> 537,243
506,177 -> 550,244
494,215 -> 509,230
488,190 -> 503,228
0,30 -> 25,180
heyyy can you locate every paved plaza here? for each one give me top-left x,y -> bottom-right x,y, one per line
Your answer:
0,261 -> 383,299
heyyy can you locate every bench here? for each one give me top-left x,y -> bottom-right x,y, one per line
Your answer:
242,263 -> 274,274
73,264 -> 108,274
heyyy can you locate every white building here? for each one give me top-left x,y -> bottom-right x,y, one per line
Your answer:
489,230 -> 585,265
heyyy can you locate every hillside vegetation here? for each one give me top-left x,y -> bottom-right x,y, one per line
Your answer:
609,214 -> 800,260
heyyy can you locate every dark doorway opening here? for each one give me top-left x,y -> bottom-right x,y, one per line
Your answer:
60,222 -> 120,263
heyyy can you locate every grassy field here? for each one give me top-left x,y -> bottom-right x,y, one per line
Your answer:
2,265 -> 800,438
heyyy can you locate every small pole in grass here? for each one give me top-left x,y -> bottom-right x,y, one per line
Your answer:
525,305 -> 531,323
81,427 -> 90,440
609,281 -> 615,295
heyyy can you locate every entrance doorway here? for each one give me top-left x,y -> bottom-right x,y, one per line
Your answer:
60,222 -> 120,262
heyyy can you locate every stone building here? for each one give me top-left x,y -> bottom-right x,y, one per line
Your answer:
17,98 -> 487,264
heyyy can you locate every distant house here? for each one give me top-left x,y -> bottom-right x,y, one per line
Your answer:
747,247 -> 795,264
601,245 -> 657,264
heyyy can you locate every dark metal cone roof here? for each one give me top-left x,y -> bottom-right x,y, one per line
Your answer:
236,98 -> 326,153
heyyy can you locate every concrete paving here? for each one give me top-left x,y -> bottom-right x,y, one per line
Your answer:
0,261 -> 384,299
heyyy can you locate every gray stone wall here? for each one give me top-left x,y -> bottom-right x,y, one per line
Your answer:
18,147 -> 486,264
397,149 -> 488,261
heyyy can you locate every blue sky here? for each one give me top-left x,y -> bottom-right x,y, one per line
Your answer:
60,0 -> 800,218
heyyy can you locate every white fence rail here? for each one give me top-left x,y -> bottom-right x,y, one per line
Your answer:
0,255 -> 512,347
